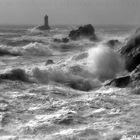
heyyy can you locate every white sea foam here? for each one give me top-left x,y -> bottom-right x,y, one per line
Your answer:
28,26 -> 43,33
22,42 -> 52,56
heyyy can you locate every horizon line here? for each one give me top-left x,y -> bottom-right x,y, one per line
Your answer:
0,23 -> 137,27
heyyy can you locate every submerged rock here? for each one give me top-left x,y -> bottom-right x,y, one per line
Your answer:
121,27 -> 140,72
45,59 -> 54,65
69,24 -> 97,41
107,39 -> 121,47
62,38 -> 69,43
37,15 -> 50,30
53,38 -> 69,43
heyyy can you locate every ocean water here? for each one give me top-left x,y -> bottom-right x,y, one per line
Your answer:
0,24 -> 139,140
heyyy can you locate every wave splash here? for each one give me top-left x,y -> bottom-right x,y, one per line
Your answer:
31,44 -> 125,91
0,43 -> 125,91
87,44 -> 125,81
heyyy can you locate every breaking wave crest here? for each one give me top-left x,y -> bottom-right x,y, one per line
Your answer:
0,45 -> 21,56
32,67 -> 101,91
1,39 -> 44,47
0,42 -> 52,57
21,42 -> 52,56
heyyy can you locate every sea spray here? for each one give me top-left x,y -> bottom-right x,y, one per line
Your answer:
32,67 -> 101,91
87,44 -> 125,81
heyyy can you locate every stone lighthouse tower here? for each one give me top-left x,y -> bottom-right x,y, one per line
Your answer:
44,15 -> 49,27
37,14 -> 50,30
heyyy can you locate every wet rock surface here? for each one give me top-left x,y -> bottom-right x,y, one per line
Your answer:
0,69 -> 30,82
106,64 -> 140,88
45,59 -> 54,65
106,75 -> 131,88
37,25 -> 50,30
69,24 -> 97,41
121,27 -> 140,72
53,38 -> 69,43
107,39 -> 121,47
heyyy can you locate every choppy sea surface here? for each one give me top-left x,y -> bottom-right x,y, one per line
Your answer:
0,24 -> 139,140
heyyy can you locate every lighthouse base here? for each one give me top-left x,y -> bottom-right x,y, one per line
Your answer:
37,25 -> 50,30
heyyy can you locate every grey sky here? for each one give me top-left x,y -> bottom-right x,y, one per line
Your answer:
0,0 -> 139,25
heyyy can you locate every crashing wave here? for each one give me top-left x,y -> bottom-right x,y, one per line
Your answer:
27,26 -> 44,33
21,42 -> 52,56
87,44 -> 125,81
32,67 -> 101,91
0,45 -> 21,56
3,39 -> 44,47
0,42 -> 53,57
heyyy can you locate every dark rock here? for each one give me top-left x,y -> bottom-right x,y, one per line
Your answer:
53,38 -> 61,43
53,38 -> 69,43
56,116 -> 73,125
62,38 -> 69,43
121,27 -> 140,72
106,76 -> 131,88
69,24 -> 97,41
37,15 -> 50,30
0,69 -> 30,82
132,64 -> 140,74
131,64 -> 140,84
37,25 -> 50,30
107,39 -> 121,47
52,44 -> 78,52
106,64 -> 140,88
45,59 -> 54,65
0,48 -> 21,56
68,79 -> 93,91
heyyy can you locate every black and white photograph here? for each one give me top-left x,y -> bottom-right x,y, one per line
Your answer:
0,0 -> 140,139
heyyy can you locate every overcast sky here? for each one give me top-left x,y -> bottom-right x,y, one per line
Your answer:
0,0 -> 139,25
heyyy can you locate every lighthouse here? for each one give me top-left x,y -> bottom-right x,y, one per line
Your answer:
44,15 -> 49,27
37,14 -> 50,30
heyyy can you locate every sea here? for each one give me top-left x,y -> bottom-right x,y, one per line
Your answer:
0,24 -> 139,140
